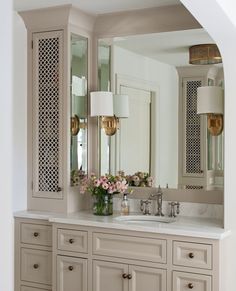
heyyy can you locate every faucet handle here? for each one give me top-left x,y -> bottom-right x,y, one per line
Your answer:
168,201 -> 180,217
140,199 -> 151,215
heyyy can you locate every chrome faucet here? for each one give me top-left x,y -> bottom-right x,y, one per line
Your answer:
140,199 -> 151,215
149,185 -> 164,216
168,201 -> 180,217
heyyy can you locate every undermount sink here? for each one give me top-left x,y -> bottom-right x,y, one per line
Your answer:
115,215 -> 176,224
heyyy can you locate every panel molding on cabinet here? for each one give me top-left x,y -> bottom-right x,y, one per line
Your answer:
93,260 -> 129,291
57,228 -> 88,253
129,265 -> 167,291
173,271 -> 211,291
21,248 -> 52,285
32,30 -> 64,199
173,241 -> 212,270
93,232 -> 167,263
57,255 -> 87,291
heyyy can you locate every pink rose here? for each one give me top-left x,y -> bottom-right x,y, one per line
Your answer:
94,179 -> 101,187
102,182 -> 109,190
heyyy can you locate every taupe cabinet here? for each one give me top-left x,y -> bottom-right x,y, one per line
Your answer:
15,218 -> 52,291
93,260 -> 166,291
19,5 -> 93,213
15,217 -> 221,291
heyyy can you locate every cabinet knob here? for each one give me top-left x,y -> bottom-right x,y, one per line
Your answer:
188,283 -> 194,289
188,252 -> 195,259
33,232 -> 39,237
69,238 -> 74,244
33,264 -> 39,269
127,274 -> 132,280
122,273 -> 128,279
57,187 -> 62,192
68,266 -> 74,271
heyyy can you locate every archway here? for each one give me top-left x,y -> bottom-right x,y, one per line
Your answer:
180,1 -> 236,290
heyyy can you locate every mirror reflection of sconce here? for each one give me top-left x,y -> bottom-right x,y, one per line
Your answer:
71,115 -> 87,136
197,86 -> 224,136
90,92 -> 129,136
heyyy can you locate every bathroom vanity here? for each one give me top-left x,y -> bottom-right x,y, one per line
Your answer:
15,4 -> 228,291
14,211 -> 229,291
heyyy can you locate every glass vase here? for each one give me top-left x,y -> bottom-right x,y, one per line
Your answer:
93,193 -> 113,216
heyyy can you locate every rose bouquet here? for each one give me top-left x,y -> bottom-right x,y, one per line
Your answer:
80,173 -> 128,215
126,171 -> 153,187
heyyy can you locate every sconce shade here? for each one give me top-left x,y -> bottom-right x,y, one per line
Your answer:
90,91 -> 113,116
197,86 -> 224,115
113,94 -> 129,118
189,44 -> 222,65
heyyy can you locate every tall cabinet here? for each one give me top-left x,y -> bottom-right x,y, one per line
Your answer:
177,66 -> 210,189
20,5 -> 95,213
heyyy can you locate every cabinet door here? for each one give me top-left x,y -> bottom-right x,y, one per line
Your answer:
180,77 -> 206,189
93,260 -> 129,291
129,265 -> 166,291
57,255 -> 87,291
32,30 -> 64,199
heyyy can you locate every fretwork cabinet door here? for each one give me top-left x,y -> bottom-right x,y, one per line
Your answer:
179,77 -> 206,189
32,30 -> 64,199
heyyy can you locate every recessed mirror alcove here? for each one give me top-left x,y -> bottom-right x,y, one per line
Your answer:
97,29 -> 224,191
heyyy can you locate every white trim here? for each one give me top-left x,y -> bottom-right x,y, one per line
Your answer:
115,73 -> 159,179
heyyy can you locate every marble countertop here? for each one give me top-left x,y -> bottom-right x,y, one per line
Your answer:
14,210 -> 230,240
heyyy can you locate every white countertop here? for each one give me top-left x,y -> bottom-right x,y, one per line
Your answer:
14,210 -> 231,240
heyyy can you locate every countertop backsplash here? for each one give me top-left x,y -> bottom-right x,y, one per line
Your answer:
113,198 -> 224,220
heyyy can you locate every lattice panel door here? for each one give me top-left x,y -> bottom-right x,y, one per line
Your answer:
183,78 -> 204,177
32,31 -> 63,198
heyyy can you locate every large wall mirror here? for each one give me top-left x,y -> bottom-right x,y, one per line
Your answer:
98,28 -> 224,190
70,34 -> 88,185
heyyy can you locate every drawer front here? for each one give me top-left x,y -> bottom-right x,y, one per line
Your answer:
93,232 -> 166,263
21,223 -> 52,246
173,271 -> 211,291
21,286 -> 51,291
21,248 -> 52,285
173,241 -> 212,269
57,229 -> 88,253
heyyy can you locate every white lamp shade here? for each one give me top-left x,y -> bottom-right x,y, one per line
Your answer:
113,94 -> 129,118
90,91 -> 113,116
197,86 -> 224,114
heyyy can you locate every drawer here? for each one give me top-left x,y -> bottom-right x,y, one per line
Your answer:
57,228 -> 88,253
93,232 -> 166,263
21,223 -> 52,246
173,241 -> 212,269
21,248 -> 52,285
173,271 -> 211,291
21,286 -> 51,291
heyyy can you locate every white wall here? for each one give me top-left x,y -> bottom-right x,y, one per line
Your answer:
0,1 -> 14,290
13,12 -> 27,211
180,1 -> 236,290
112,45 -> 179,188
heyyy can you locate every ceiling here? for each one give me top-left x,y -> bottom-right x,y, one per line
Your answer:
14,0 -> 180,14
112,29 -> 215,67
14,0 -> 215,67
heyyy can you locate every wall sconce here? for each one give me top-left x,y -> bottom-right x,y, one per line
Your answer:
102,94 -> 129,136
90,92 -> 129,136
197,86 -> 224,136
71,94 -> 88,136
